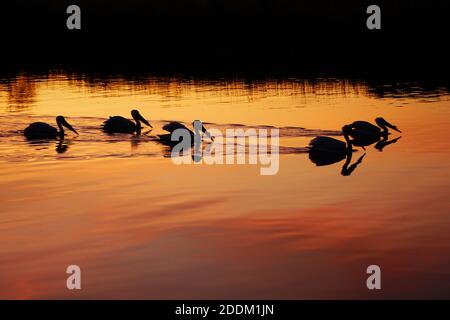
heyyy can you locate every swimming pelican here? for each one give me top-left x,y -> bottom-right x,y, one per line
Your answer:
24,116 -> 78,139
157,120 -> 214,146
308,125 -> 353,166
308,125 -> 353,154
102,109 -> 152,134
347,117 -> 401,141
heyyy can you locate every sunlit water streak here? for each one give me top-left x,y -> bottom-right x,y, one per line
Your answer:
0,73 -> 450,299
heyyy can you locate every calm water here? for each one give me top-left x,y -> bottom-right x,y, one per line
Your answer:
1,72 -> 450,299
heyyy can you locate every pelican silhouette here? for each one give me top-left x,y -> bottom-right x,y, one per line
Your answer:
347,117 -> 401,141
308,125 -> 354,166
24,116 -> 78,139
309,126 -> 352,153
157,120 -> 214,146
308,126 -> 367,175
102,109 -> 152,134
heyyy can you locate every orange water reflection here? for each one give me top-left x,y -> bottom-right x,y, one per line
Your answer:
0,73 -> 449,299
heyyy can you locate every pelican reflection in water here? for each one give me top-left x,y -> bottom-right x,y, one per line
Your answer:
24,138 -> 71,154
309,147 -> 366,177
308,125 -> 353,163
350,130 -> 402,151
102,109 -> 152,134
56,139 -> 69,153
24,115 -> 78,139
375,135 -> 402,151
341,152 -> 366,176
308,125 -> 365,176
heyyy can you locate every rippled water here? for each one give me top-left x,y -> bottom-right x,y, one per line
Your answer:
1,72 -> 450,299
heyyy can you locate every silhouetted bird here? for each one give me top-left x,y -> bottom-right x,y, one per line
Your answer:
308,125 -> 354,166
157,120 -> 214,146
102,109 -> 152,134
24,116 -> 78,139
347,117 -> 401,141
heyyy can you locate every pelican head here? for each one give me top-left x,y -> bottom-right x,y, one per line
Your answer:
342,124 -> 355,139
193,120 -> 215,141
342,124 -> 352,135
56,116 -> 78,135
342,125 -> 353,150
131,109 -> 152,128
375,117 -> 401,133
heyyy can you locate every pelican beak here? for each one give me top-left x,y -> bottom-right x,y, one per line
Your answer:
384,120 -> 401,133
385,122 -> 401,133
62,119 -> 78,135
139,114 -> 152,128
202,125 -> 214,141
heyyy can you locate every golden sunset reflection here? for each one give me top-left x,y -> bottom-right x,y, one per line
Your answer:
1,73 -> 449,299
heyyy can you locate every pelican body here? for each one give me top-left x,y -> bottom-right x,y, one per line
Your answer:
102,110 -> 152,134
347,117 -> 401,141
157,120 -> 214,146
308,125 -> 353,166
24,116 -> 78,140
309,125 -> 353,154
